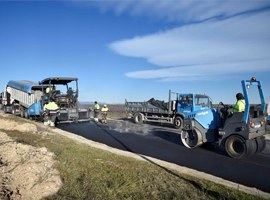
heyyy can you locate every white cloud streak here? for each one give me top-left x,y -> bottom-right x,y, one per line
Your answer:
94,0 -> 270,22
125,59 -> 270,80
109,10 -> 270,81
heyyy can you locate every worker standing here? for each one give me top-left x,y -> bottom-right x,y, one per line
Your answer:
94,101 -> 100,122
233,93 -> 245,112
43,100 -> 59,127
101,104 -> 109,123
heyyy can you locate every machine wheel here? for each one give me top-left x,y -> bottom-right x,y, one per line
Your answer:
24,109 -> 29,119
180,128 -> 203,148
12,104 -> 18,115
174,117 -> 183,129
255,136 -> 266,153
225,135 -> 257,159
245,139 -> 257,157
134,113 -> 144,124
20,109 -> 24,118
3,106 -> 8,113
225,135 -> 246,159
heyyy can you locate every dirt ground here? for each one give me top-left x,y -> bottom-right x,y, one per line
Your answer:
0,114 -> 62,200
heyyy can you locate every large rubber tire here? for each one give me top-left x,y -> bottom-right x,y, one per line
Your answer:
20,109 -> 24,118
3,106 -> 8,113
12,104 -> 17,115
174,117 -> 183,129
245,139 -> 257,157
255,136 -> 266,153
134,113 -> 144,124
181,128 -> 203,148
225,135 -> 257,159
24,109 -> 29,119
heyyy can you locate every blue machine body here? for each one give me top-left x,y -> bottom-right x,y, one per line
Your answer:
28,100 -> 43,116
180,79 -> 266,133
241,79 -> 265,124
176,93 -> 219,129
3,77 -> 86,123
180,78 -> 267,158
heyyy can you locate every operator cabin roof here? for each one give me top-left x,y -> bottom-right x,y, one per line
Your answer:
39,77 -> 78,85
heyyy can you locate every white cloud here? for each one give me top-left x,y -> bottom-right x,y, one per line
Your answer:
125,59 -> 270,80
94,0 -> 270,22
109,10 -> 270,81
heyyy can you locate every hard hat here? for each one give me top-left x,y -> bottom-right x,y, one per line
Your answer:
104,104 -> 107,107
94,101 -> 97,104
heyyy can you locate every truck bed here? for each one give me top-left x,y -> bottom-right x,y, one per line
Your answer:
7,86 -> 37,108
125,100 -> 169,114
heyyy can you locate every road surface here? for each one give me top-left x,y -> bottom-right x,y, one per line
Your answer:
58,119 -> 270,193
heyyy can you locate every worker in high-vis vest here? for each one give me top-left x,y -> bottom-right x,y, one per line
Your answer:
45,86 -> 55,101
43,101 -> 59,127
233,93 -> 245,112
94,101 -> 100,122
46,87 -> 53,94
101,104 -> 109,123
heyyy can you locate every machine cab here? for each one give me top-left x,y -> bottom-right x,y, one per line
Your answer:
178,94 -> 212,113
39,77 -> 79,109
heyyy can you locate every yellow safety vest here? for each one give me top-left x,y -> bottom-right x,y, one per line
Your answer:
233,99 -> 245,112
101,107 -> 108,112
94,104 -> 100,110
44,102 -> 59,111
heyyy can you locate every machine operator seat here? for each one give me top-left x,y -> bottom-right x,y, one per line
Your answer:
222,112 -> 244,130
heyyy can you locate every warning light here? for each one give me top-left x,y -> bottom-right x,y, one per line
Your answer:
251,77 -> 256,81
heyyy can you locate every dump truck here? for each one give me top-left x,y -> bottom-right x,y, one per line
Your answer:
1,77 -> 90,123
181,77 -> 267,159
125,90 -> 213,129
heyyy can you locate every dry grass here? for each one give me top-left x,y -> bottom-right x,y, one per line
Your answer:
3,129 -> 262,200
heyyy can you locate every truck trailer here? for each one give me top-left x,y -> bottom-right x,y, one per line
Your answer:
125,90 -> 213,129
1,77 -> 90,123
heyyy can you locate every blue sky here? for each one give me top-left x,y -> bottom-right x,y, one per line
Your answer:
0,0 -> 270,104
